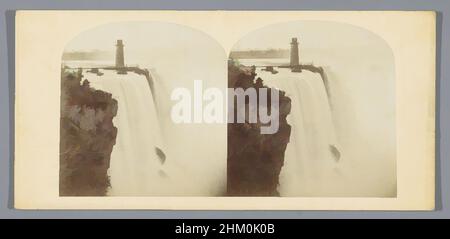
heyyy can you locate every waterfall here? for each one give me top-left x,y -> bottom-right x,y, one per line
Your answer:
82,69 -> 177,196
81,66 -> 227,196
255,67 -> 341,196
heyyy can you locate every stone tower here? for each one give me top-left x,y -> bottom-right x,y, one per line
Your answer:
115,40 -> 125,68
290,38 -> 299,66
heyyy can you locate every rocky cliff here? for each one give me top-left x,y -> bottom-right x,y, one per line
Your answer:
59,68 -> 118,196
227,62 -> 292,196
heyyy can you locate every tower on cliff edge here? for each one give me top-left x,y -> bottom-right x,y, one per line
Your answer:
115,40 -> 125,68
290,38 -> 299,66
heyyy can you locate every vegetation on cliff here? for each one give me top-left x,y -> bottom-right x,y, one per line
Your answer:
227,62 -> 292,196
59,68 -> 118,196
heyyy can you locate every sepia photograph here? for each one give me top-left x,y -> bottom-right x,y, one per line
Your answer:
60,22 -> 227,196
60,20 -> 395,198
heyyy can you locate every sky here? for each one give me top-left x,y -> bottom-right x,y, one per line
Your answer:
231,20 -> 393,51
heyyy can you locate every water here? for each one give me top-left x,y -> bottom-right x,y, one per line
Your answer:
250,62 -> 341,196
62,60 -> 115,69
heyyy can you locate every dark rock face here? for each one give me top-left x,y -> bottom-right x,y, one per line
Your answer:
59,68 -> 118,196
227,62 -> 291,196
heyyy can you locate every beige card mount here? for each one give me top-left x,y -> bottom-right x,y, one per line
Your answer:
14,11 -> 435,210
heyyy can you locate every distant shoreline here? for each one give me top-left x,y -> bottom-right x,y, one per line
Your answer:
229,49 -> 289,59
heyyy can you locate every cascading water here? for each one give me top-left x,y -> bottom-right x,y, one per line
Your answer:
81,69 -> 176,196
253,66 -> 341,196
78,64 -> 227,196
